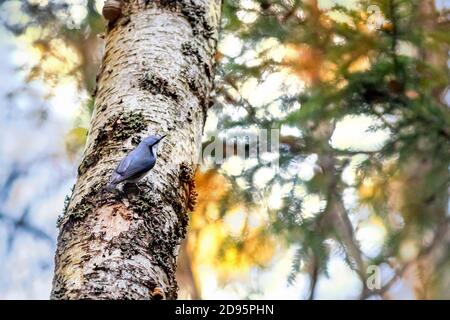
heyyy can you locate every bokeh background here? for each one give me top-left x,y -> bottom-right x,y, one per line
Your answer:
0,0 -> 449,299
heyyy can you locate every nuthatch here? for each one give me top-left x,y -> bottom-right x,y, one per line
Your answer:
106,135 -> 166,192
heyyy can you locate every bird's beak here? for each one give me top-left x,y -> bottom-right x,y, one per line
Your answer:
158,135 -> 167,142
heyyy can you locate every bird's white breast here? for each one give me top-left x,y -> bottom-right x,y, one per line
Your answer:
152,144 -> 158,156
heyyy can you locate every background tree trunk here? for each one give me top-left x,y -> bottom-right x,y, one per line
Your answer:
51,0 -> 221,300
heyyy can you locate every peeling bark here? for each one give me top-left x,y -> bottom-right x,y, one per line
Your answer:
51,0 -> 221,300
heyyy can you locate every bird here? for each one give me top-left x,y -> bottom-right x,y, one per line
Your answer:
106,134 -> 166,193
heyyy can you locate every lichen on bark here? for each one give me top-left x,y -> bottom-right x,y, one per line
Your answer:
52,0 -> 222,300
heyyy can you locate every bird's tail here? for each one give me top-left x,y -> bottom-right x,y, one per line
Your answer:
105,181 -> 118,193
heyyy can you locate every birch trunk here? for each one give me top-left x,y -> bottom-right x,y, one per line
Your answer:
51,0 -> 221,300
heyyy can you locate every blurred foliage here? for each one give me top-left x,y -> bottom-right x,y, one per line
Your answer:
216,0 -> 450,298
0,0 -> 103,90
2,0 -> 450,299
214,0 -> 450,299
188,170 -> 276,285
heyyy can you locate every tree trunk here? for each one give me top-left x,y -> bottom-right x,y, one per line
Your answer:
51,0 -> 221,300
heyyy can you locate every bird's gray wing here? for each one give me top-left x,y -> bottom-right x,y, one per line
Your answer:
115,150 -> 135,175
112,151 -> 155,183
